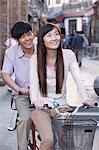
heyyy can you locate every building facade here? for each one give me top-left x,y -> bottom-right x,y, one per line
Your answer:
46,0 -> 99,43
28,0 -> 47,30
91,1 -> 99,43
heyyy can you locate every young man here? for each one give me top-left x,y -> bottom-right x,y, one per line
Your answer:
2,21 -> 34,150
71,31 -> 84,67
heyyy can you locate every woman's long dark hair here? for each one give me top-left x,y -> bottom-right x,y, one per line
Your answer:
37,24 -> 64,97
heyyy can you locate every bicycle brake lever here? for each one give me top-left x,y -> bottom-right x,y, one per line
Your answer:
18,91 -> 22,95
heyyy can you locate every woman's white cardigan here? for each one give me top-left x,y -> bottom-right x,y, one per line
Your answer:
30,49 -> 88,106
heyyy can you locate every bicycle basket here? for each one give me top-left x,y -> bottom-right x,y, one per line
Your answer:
52,117 -> 97,150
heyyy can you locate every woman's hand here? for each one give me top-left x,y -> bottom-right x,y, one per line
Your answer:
33,100 -> 44,108
84,99 -> 97,106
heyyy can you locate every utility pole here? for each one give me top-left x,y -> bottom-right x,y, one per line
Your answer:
7,0 -> 10,37
18,0 -> 21,20
26,0 -> 28,22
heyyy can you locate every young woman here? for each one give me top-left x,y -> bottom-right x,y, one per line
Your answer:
30,23 -> 95,150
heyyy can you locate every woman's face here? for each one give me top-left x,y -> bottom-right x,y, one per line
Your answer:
43,27 -> 61,50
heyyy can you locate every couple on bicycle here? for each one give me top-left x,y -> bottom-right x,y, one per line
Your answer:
2,21 -> 96,150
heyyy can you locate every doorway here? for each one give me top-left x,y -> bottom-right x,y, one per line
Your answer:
69,19 -> 76,34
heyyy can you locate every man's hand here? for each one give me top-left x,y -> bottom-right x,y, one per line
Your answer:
18,87 -> 30,96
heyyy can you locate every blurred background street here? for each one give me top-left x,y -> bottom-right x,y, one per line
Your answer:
0,86 -> 17,150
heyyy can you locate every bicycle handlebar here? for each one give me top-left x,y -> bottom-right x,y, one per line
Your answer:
29,103 -> 52,109
29,102 -> 98,117
18,90 -> 98,108
83,102 -> 98,107
18,89 -> 98,116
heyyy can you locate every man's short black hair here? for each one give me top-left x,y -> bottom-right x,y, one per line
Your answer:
11,21 -> 32,40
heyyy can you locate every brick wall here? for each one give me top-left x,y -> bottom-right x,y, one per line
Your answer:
0,0 -> 28,71
0,0 -> 1,71
0,0 -> 7,70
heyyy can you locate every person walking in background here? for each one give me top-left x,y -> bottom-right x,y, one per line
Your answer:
61,28 -> 74,49
2,21 -> 34,150
80,31 -> 89,56
47,18 -> 61,29
61,27 -> 68,49
30,23 -> 96,150
71,31 -> 84,67
5,36 -> 17,49
33,29 -> 38,52
67,33 -> 74,49
80,31 -> 89,48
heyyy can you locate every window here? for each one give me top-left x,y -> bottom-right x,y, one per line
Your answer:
56,0 -> 61,4
69,0 -> 79,3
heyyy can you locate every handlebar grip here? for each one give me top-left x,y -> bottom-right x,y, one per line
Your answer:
18,90 -> 30,96
94,102 -> 98,107
29,104 -> 35,109
44,104 -> 49,107
18,91 -> 22,95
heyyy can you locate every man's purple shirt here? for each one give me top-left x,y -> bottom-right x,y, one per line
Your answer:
2,44 -> 32,95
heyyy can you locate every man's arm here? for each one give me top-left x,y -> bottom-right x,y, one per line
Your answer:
2,72 -> 30,95
2,72 -> 20,92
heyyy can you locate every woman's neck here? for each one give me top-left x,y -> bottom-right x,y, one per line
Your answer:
46,49 -> 57,67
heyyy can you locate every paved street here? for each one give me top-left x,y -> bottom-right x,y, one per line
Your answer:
0,57 -> 99,150
0,86 -> 17,150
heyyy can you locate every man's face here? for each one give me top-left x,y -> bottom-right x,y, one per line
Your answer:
18,31 -> 34,49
